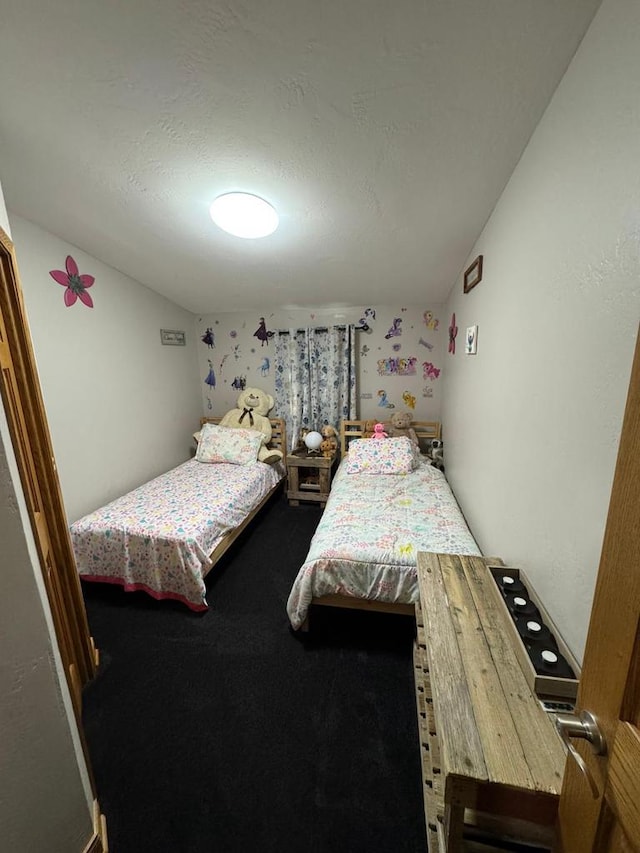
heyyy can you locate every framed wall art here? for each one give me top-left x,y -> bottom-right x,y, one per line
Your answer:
160,329 -> 186,346
465,325 -> 478,355
463,255 -> 483,293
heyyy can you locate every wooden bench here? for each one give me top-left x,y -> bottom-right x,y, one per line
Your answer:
414,552 -> 567,852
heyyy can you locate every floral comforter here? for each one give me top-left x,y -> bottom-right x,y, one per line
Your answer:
286,457 -> 480,629
72,459 -> 284,610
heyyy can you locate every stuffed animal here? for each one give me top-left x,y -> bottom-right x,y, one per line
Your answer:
321,424 -> 338,455
219,387 -> 283,464
386,411 -> 418,447
362,419 -> 377,438
429,439 -> 444,471
320,438 -> 335,459
372,423 -> 388,439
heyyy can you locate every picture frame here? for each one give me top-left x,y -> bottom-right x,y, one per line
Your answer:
465,325 -> 478,355
463,254 -> 483,293
160,329 -> 186,346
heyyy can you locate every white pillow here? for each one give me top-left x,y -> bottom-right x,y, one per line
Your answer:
195,423 -> 263,466
345,437 -> 416,474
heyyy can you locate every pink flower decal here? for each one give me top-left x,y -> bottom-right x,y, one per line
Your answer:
49,255 -> 95,308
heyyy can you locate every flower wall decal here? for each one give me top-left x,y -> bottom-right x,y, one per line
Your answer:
49,255 -> 95,307
448,312 -> 458,354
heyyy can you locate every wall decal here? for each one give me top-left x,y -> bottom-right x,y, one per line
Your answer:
422,386 -> 434,398
160,329 -> 186,346
219,354 -> 228,373
418,337 -> 434,350
361,344 -> 370,357
204,359 -> 216,389
356,307 -> 376,331
231,375 -> 246,390
423,311 -> 439,330
377,390 -> 395,408
377,356 -> 417,376
254,317 -> 274,346
448,313 -> 458,354
233,344 -> 241,360
49,255 -> 95,308
207,397 -> 213,410
201,327 -> 215,348
392,343 -> 401,352
402,391 -> 416,410
260,357 -> 270,376
422,361 -> 441,381
230,330 -> 237,338
466,325 -> 478,355
385,318 -> 402,338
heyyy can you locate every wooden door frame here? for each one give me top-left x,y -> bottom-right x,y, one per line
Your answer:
0,226 -> 97,697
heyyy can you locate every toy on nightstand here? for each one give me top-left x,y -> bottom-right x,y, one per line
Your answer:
372,423 -> 388,439
320,439 -> 335,458
321,424 -> 338,456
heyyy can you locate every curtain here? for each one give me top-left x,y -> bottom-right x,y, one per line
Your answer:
274,325 -> 357,451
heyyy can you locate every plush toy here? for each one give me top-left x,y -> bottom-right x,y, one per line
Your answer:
362,419 -> 377,439
429,439 -> 444,471
386,411 -> 418,447
321,424 -> 338,455
372,423 -> 388,439
219,387 -> 283,464
320,438 -> 335,459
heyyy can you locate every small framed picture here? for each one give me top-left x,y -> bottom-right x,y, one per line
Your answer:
463,255 -> 483,293
465,325 -> 478,355
160,329 -> 186,346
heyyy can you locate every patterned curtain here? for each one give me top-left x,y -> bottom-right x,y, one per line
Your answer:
274,325 -> 357,451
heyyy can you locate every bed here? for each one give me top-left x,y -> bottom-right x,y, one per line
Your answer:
72,418 -> 286,611
286,419 -> 480,630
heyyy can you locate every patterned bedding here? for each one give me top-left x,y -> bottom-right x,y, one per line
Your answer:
72,458 -> 284,611
286,456 -> 480,629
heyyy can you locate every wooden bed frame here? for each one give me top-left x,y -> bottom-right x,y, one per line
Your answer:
199,416 -> 287,573
301,418 -> 441,630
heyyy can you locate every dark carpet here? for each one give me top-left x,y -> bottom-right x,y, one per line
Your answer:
82,493 -> 426,853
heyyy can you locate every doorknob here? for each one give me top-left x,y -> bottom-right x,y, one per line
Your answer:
555,710 -> 606,799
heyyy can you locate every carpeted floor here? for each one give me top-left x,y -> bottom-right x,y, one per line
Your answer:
81,492 -> 426,853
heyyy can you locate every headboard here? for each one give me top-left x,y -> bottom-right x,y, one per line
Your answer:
200,417 -> 288,460
339,419 -> 441,457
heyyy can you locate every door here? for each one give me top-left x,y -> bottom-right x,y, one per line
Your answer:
0,227 -> 97,713
556,325 -> 640,851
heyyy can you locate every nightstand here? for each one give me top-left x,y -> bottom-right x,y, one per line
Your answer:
286,449 -> 337,507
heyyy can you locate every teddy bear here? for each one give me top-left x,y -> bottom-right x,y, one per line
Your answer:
386,411 -> 418,448
320,438 -> 335,459
362,419 -> 377,439
219,387 -> 283,464
321,424 -> 338,455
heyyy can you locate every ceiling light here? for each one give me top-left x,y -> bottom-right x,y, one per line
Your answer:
209,192 -> 279,239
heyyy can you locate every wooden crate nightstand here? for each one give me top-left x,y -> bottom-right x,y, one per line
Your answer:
286,449 -> 337,507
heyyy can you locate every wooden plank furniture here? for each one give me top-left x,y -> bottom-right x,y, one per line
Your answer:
286,447 -> 336,507
414,552 -> 566,852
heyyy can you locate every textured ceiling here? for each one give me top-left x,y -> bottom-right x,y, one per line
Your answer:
0,0 -> 600,313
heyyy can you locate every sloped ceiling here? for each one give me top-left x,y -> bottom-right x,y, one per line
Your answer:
0,0 -> 600,313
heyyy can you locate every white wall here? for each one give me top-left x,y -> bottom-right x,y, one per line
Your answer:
0,181 -> 94,850
195,303 -> 445,431
442,0 -> 640,660
10,215 -> 202,521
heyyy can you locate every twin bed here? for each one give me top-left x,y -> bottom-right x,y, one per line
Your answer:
71,417 -> 286,611
286,420 -> 480,630
72,417 -> 479,623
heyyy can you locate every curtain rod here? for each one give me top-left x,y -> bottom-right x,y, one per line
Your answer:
277,325 -> 348,335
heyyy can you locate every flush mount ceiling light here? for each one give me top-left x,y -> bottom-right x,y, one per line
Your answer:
209,192 -> 279,239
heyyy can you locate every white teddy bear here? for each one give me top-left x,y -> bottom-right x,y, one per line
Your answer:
219,387 -> 283,465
